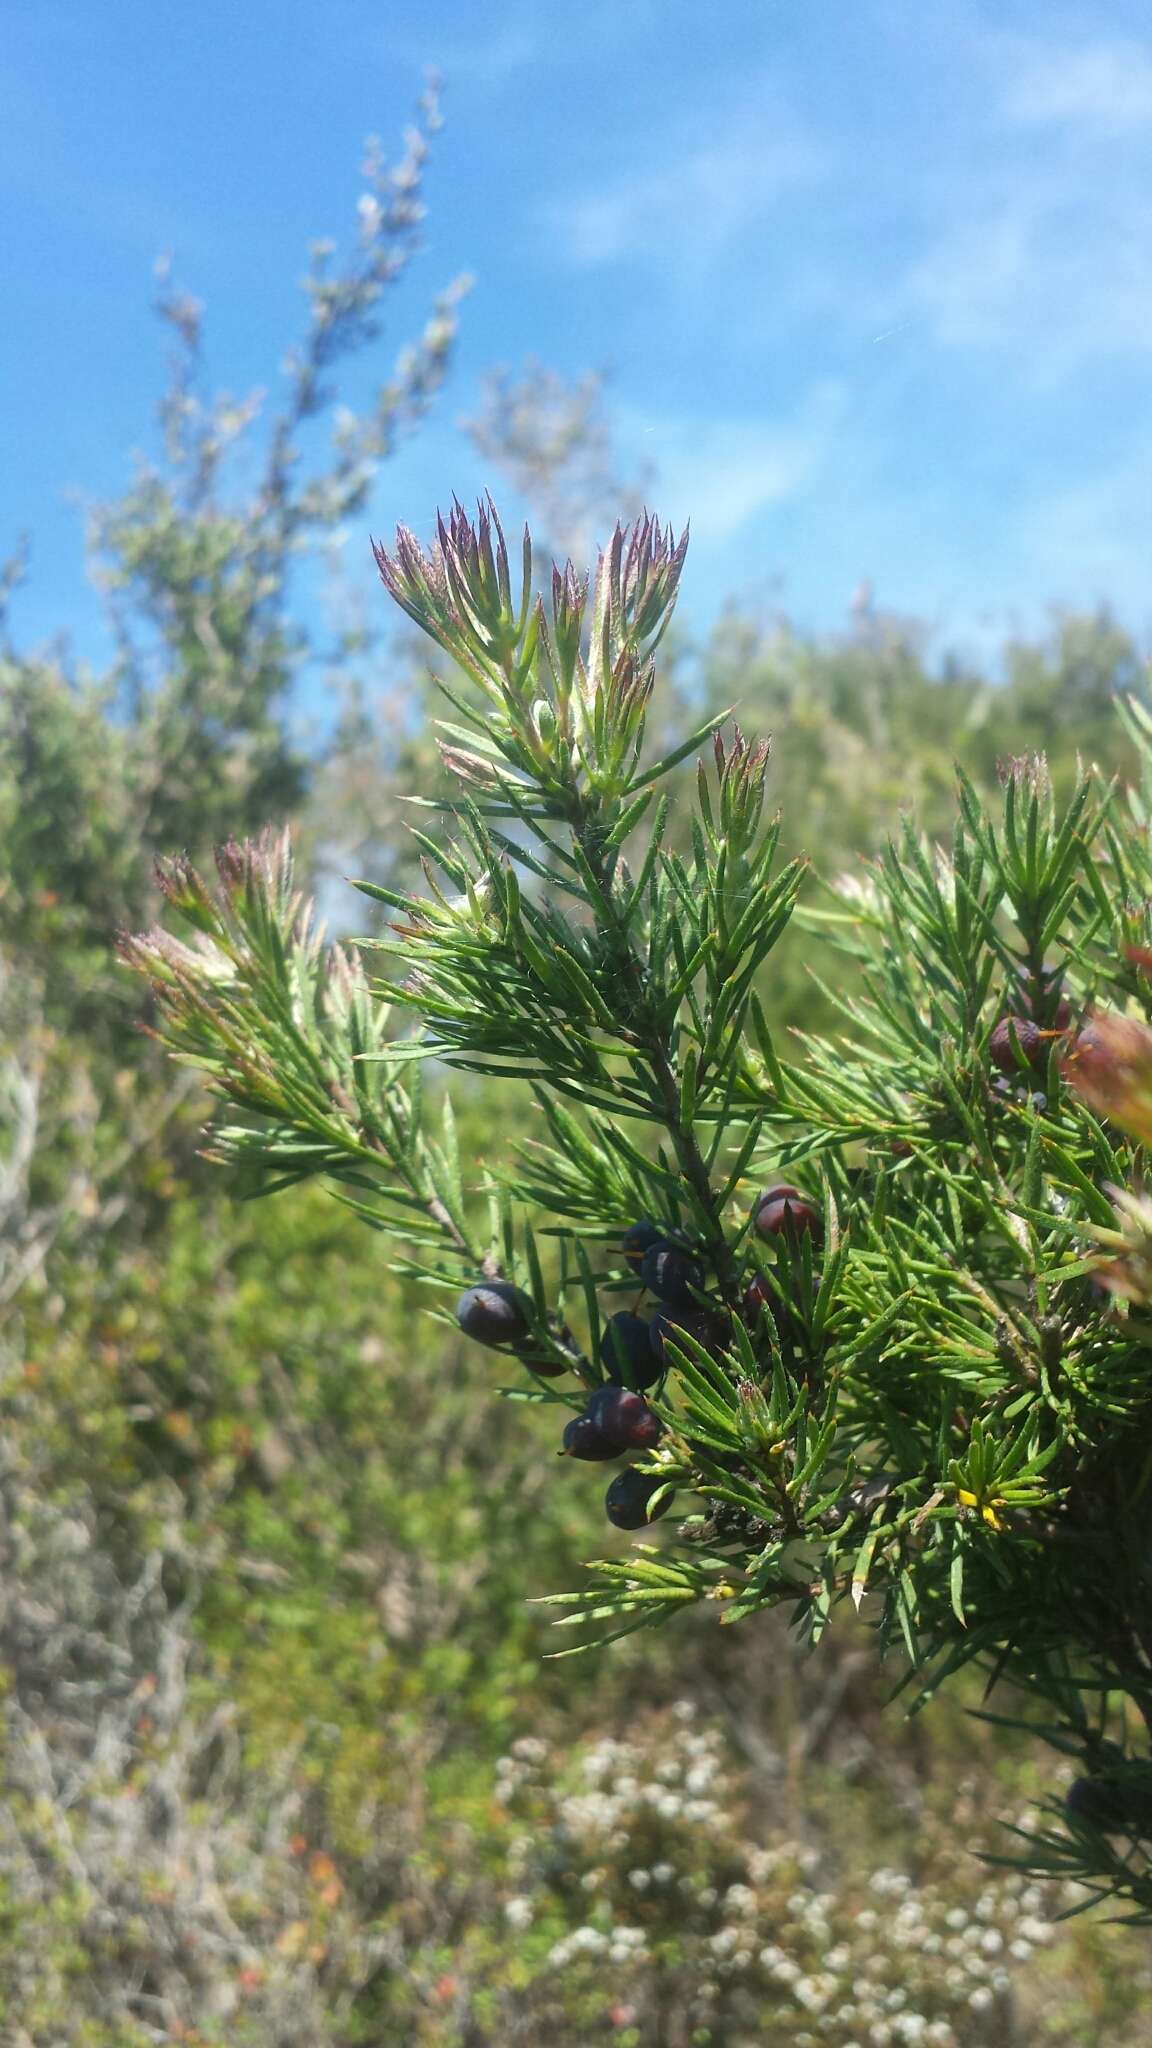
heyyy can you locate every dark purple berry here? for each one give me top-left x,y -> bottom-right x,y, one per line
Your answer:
605,1468 -> 673,1530
562,1414 -> 619,1461
587,1384 -> 663,1451
640,1242 -> 705,1306
515,1347 -> 568,1379
456,1282 -> 533,1347
989,1015 -> 1047,1076
650,1305 -> 728,1367
620,1220 -> 666,1272
1065,1772 -> 1152,1836
600,1311 -> 660,1389
752,1184 -> 822,1244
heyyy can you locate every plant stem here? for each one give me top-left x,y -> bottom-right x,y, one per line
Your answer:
574,811 -> 744,1309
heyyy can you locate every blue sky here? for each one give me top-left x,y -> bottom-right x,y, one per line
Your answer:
4,0 -> 1152,679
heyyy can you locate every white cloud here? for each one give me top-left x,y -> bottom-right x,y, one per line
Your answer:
904,168 -> 1152,369
551,102 -> 829,273
617,382 -> 847,547
1000,35 -> 1152,130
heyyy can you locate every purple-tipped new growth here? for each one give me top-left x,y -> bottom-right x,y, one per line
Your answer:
372,495 -> 533,680
599,512 -> 689,658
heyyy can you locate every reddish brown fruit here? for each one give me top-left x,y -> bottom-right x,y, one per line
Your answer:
989,1015 -> 1047,1075
587,1384 -> 663,1451
752,1184 -> 822,1244
649,1305 -> 729,1366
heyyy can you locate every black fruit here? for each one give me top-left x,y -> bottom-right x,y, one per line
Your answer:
641,1242 -> 704,1306
516,1346 -> 568,1379
649,1305 -> 727,1366
587,1384 -> 663,1451
1065,1772 -> 1152,1836
562,1414 -> 619,1461
605,1468 -> 673,1530
621,1220 -> 666,1272
753,1183 -> 822,1244
456,1281 -> 534,1347
989,1015 -> 1046,1076
600,1311 -> 660,1389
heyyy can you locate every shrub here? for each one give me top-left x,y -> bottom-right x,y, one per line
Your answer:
122,501 -> 1152,1917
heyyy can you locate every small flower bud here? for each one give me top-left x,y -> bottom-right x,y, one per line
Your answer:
1012,968 -> 1071,1029
1063,1010 -> 1152,1146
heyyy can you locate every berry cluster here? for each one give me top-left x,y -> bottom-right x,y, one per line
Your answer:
557,1220 -> 701,1531
455,1191 -> 824,1533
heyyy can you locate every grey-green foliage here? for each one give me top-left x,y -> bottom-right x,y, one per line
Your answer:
124,499 -> 1152,1917
0,89 -> 467,1269
0,84 -> 465,1000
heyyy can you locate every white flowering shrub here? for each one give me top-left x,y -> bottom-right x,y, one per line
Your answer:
430,1709 -> 1100,2048
0,1453 -> 1145,2048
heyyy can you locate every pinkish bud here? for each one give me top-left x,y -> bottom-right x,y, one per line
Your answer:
1063,1011 -> 1152,1147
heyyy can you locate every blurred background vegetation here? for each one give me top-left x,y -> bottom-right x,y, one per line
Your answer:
3,130 -> 1152,2047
